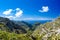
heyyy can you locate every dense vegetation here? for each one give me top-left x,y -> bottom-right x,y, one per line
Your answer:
0,17 -> 60,40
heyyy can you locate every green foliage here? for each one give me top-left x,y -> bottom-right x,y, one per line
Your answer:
0,30 -> 32,40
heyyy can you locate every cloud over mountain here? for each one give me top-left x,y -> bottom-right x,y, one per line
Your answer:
2,8 -> 23,20
15,8 -> 23,17
3,9 -> 13,15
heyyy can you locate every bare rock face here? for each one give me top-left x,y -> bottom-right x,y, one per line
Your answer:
32,17 -> 60,40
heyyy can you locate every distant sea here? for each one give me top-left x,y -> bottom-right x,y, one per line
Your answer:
24,20 -> 52,24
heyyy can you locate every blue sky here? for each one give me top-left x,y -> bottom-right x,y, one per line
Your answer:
0,0 -> 60,20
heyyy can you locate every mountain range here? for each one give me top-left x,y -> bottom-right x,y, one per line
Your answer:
0,17 -> 60,40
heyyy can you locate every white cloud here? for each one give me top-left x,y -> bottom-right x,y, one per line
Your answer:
4,16 -> 16,20
5,16 -> 14,18
18,17 -> 53,21
3,9 -> 13,15
2,8 -> 23,20
39,6 -> 49,12
36,18 -> 52,20
16,8 -> 20,11
22,18 -> 34,20
2,8 -> 52,20
15,8 -> 23,17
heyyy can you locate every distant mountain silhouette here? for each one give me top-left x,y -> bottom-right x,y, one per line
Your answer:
0,17 -> 31,34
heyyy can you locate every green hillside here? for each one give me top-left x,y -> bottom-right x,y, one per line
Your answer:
0,17 -> 60,40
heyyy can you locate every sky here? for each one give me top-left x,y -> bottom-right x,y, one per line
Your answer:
0,0 -> 60,20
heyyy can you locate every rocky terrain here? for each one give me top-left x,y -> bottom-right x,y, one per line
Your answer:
0,17 -> 60,40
